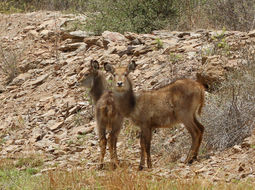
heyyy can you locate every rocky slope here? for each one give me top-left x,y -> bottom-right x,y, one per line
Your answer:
0,11 -> 255,182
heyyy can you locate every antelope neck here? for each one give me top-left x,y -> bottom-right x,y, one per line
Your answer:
90,74 -> 107,103
113,78 -> 136,117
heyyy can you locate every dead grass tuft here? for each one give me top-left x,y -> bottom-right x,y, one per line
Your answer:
202,47 -> 255,150
0,45 -> 20,84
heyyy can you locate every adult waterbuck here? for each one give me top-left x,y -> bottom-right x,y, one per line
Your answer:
104,61 -> 205,170
79,60 -> 123,169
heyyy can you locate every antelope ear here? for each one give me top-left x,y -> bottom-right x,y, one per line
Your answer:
104,62 -> 115,74
127,60 -> 137,74
90,60 -> 99,70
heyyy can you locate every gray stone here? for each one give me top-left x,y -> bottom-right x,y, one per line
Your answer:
30,74 -> 49,86
49,122 -> 64,131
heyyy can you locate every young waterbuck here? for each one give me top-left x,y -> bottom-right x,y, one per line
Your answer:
79,60 -> 123,169
104,61 -> 205,170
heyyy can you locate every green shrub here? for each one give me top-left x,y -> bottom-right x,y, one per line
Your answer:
85,0 -> 177,34
0,0 -> 89,13
1,0 -> 254,32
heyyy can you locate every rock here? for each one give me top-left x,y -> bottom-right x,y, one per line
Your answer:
60,30 -> 89,42
241,136 -> 255,148
110,45 -> 133,57
102,31 -> 127,43
48,122 -> 64,131
28,30 -> 39,39
124,32 -> 139,41
10,73 -> 31,86
38,19 -> 56,31
23,25 -> 36,33
133,45 -> 153,56
248,30 -> 255,37
124,32 -> 143,45
0,85 -> 6,93
84,36 -> 103,48
59,42 -> 86,52
18,60 -> 37,73
100,53 -> 120,64
224,59 -> 239,71
69,30 -> 89,40
71,126 -> 94,135
14,139 -> 25,145
29,74 -> 49,86
232,145 -> 242,153
130,38 -> 143,45
31,127 -> 45,142
5,145 -> 21,153
40,30 -> 54,40
177,32 -> 190,38
42,109 -> 56,117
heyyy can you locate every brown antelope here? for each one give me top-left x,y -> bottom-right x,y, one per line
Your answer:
104,61 -> 205,170
79,60 -> 123,169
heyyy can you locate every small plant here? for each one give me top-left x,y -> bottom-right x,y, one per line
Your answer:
25,168 -> 39,175
107,78 -> 113,87
0,1 -> 23,13
16,115 -> 25,128
200,28 -> 230,57
211,28 -> 230,56
0,45 -> 20,84
66,140 -> 74,146
15,156 -> 44,168
76,133 -> 91,145
0,138 -> 6,146
83,91 -> 93,105
73,111 -> 86,127
61,20 -> 86,32
168,52 -> 182,64
201,45 -> 214,57
155,38 -> 164,50
123,120 -> 140,141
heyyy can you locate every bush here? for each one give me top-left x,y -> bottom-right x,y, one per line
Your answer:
0,45 -> 20,84
85,0 -> 177,34
205,0 -> 255,31
202,51 -> 255,150
0,0 -> 89,13
1,0 -> 254,32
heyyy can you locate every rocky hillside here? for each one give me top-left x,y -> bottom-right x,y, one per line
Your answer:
0,11 -> 255,182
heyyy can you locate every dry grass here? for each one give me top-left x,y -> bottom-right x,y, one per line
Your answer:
1,166 -> 255,190
202,47 -> 255,150
1,156 -> 255,190
172,0 -> 255,31
0,45 -> 20,84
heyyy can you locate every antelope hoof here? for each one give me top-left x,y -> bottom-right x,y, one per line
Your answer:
188,159 -> 194,165
138,165 -> 144,171
187,156 -> 197,165
97,163 -> 104,170
110,162 -> 117,170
